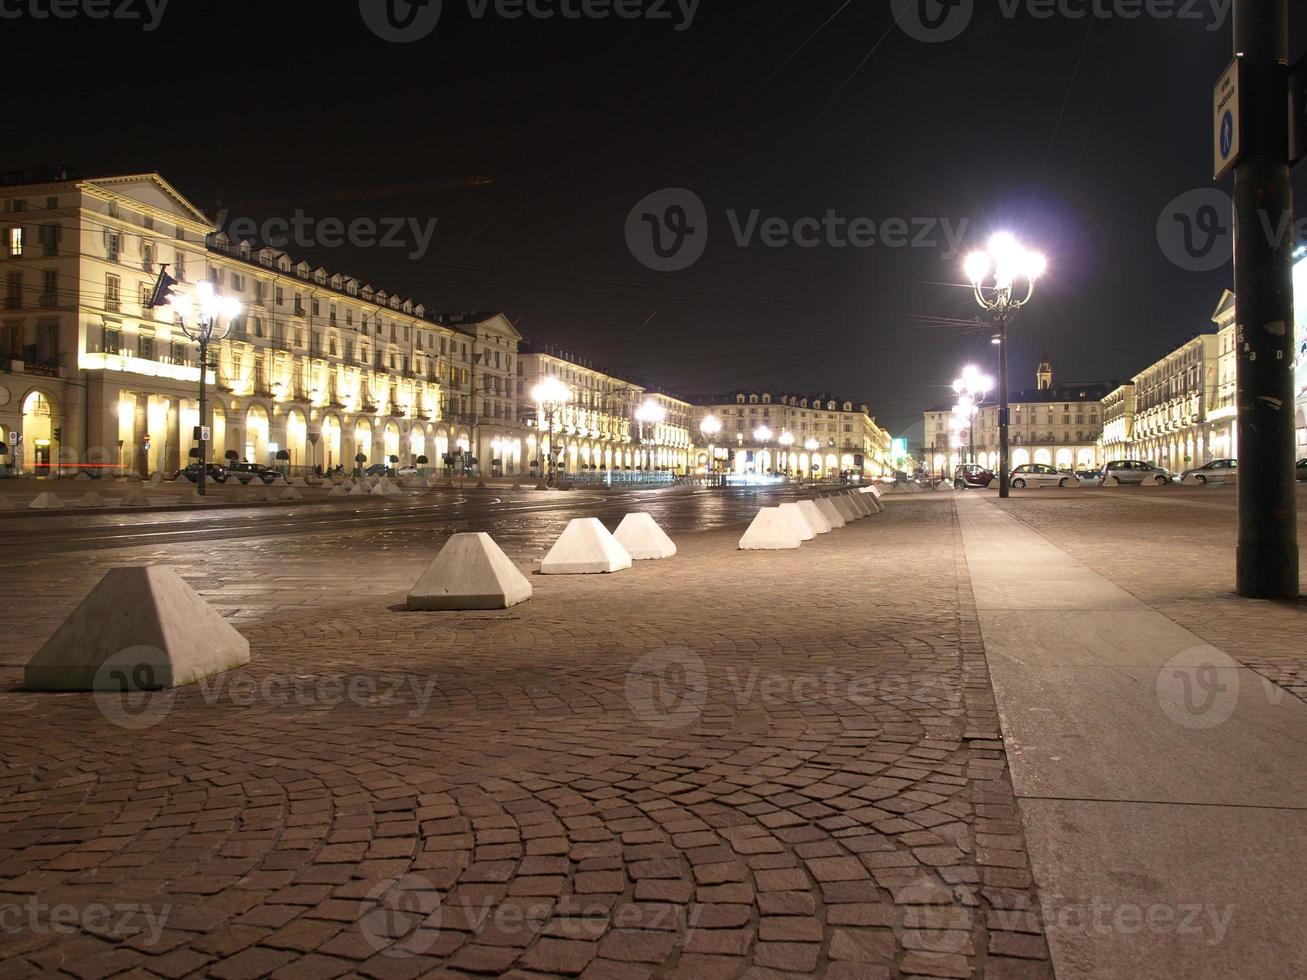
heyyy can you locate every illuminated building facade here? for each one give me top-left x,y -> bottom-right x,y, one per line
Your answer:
694,391 -> 892,479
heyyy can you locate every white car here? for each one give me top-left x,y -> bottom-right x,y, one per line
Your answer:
1180,458 -> 1236,485
1100,460 -> 1173,485
1009,463 -> 1074,488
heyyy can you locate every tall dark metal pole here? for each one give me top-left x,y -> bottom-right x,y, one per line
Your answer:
197,335 -> 208,497
1233,0 -> 1299,597
997,315 -> 1010,499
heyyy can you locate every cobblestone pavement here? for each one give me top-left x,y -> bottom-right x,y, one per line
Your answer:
0,493 -> 1052,979
993,485 -> 1307,702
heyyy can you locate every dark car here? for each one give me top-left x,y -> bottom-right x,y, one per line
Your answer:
953,463 -> 994,490
178,462 -> 228,484
227,462 -> 279,485
1298,459 -> 1307,482
364,463 -> 394,477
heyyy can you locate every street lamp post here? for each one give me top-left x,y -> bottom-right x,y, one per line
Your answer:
952,365 -> 993,469
635,399 -> 666,479
964,234 -> 1046,499
167,281 -> 241,497
778,431 -> 794,479
752,424 -> 772,476
532,377 -> 571,487
804,437 -> 820,481
700,414 -> 722,486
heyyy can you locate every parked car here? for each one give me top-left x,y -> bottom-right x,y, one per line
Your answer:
1099,460 -> 1173,485
226,462 -> 279,485
1299,459 -> 1307,481
364,463 -> 393,477
396,465 -> 420,477
1180,458 -> 1237,485
953,463 -> 994,490
177,462 -> 228,484
1009,463 -> 1074,488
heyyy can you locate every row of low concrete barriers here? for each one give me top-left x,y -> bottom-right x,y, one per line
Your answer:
20,488 -> 884,693
738,486 -> 884,550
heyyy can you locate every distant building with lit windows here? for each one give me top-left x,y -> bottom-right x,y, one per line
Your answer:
694,391 -> 892,479
924,360 -> 1112,476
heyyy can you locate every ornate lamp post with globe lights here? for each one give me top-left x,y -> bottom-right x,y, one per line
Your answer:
951,365 -> 993,467
778,430 -> 794,479
804,437 -> 820,481
162,279 -> 241,497
699,414 -> 722,486
964,233 -> 1046,499
532,377 -> 571,486
634,399 -> 666,474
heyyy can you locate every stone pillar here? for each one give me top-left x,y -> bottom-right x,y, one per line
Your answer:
133,393 -> 149,477
165,398 -> 181,474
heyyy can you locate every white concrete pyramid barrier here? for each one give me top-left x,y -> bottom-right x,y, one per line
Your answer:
813,496 -> 846,528
328,484 -> 349,498
847,492 -> 874,516
288,476 -> 307,487
934,481 -> 954,492
861,489 -> 885,513
24,566 -> 250,691
348,483 -> 369,496
407,532 -> 532,610
1062,478 -> 1081,489
279,487 -> 302,501
777,502 -> 816,541
475,479 -> 488,490
341,479 -> 356,491
830,495 -> 861,522
29,492 -> 64,510
541,518 -> 632,574
74,472 -> 92,481
613,512 -> 677,560
121,489 -> 149,507
147,472 -> 163,484
270,474 -> 287,486
76,491 -> 108,509
535,481 -> 550,491
796,499 -> 832,533
739,507 -> 802,550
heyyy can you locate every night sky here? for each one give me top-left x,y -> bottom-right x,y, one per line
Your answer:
9,0 -> 1307,434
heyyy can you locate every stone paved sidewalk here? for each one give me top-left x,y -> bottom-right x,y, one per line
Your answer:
0,495 -> 1051,979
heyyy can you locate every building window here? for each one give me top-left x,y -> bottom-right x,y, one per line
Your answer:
138,335 -> 155,360
41,271 -> 57,307
8,226 -> 22,257
105,274 -> 121,312
5,272 -> 21,309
